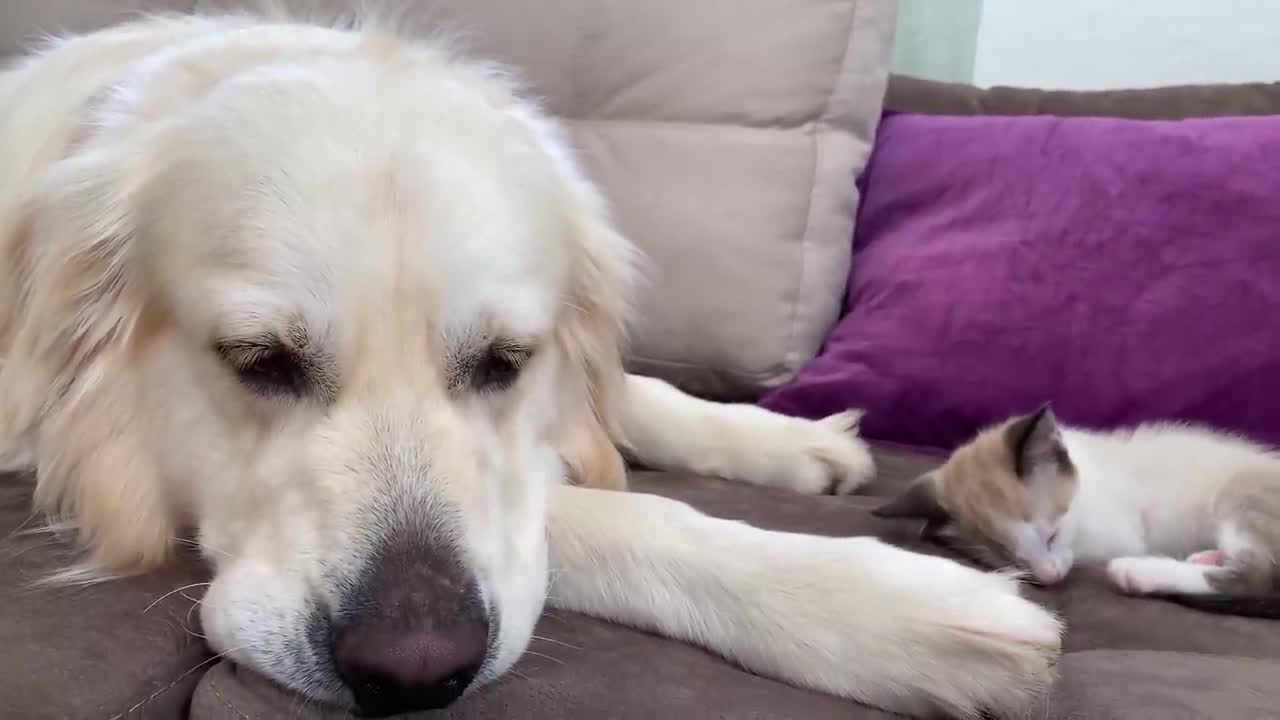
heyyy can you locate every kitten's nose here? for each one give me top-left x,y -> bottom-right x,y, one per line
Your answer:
1032,562 -> 1065,585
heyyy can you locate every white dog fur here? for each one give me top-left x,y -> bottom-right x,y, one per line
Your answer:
0,13 -> 1060,718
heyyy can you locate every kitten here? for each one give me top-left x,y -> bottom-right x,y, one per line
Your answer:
873,404 -> 1280,618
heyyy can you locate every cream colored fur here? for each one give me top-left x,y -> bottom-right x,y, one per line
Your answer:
881,406 -> 1280,603
0,13 -> 1060,718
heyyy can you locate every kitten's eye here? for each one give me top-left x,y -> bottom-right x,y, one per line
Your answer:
472,344 -> 530,392
1047,528 -> 1060,546
216,341 -> 306,397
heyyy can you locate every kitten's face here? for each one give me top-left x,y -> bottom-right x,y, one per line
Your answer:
875,405 -> 1080,585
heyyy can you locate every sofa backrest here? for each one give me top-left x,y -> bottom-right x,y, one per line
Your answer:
1,1 -> 196,57
887,74 -> 1280,118
2,1 -> 898,400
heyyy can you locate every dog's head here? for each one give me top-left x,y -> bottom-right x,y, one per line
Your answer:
0,24 -> 635,715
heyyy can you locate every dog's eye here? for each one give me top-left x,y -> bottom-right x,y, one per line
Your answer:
216,341 -> 306,397
237,350 -> 305,395
472,344 -> 529,392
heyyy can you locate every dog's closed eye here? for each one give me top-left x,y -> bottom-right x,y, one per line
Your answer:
473,346 -> 524,392
450,339 -> 534,393
215,337 -> 309,398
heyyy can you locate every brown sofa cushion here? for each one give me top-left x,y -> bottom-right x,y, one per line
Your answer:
1048,650 -> 1279,720
887,73 -> 1280,118
3,448 -> 1278,719
185,447 -> 1280,718
0,474 -> 211,720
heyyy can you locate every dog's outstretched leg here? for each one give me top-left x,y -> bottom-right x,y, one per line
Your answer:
547,486 -> 1062,719
616,374 -> 874,494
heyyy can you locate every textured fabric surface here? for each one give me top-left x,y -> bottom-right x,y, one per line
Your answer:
1045,650 -> 1280,720
763,111 -> 1280,451
0,0 -> 196,57
5,448 -> 1280,718
0,473 -> 212,720
888,73 -> 1280,120
188,449 -> 1280,718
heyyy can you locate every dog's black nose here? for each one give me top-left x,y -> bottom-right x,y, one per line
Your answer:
332,536 -> 492,717
334,620 -> 488,716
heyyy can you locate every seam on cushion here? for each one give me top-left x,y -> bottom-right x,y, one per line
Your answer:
627,355 -> 782,390
207,674 -> 252,720
628,354 -> 778,379
567,116 -> 809,131
1062,649 -> 1280,664
781,0 -> 862,380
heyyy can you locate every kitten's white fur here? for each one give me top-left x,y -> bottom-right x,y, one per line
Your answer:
1043,423 -> 1278,592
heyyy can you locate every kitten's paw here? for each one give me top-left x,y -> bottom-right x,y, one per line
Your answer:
1109,557 -> 1155,594
1186,549 -> 1226,566
1108,556 -> 1212,595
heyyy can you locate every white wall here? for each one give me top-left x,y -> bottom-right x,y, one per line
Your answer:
972,0 -> 1280,90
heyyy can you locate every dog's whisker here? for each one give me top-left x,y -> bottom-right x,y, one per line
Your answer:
530,634 -> 581,651
172,536 -> 237,560
1,509 -> 41,543
522,649 -> 565,665
107,643 -> 255,720
143,582 -> 211,614
185,600 -> 202,630
18,517 -> 79,537
178,591 -> 210,638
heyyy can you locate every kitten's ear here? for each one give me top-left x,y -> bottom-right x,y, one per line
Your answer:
1004,403 -> 1072,479
873,473 -> 950,523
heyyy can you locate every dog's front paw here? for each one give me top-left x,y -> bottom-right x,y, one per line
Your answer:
761,539 -> 1061,719
808,410 -> 876,494
707,406 -> 874,495
876,556 -> 1062,719
768,410 -> 875,495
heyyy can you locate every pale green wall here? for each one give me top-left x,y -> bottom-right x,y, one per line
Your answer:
892,0 -> 983,84
974,0 -> 1280,89
895,0 -> 1280,90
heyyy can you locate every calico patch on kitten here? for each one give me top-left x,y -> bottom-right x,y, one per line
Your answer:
874,404 -> 1280,618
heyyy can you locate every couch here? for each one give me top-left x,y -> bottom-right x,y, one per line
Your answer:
3,2 -> 1280,719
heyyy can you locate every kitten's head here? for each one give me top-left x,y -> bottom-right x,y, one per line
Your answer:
874,404 -> 1080,585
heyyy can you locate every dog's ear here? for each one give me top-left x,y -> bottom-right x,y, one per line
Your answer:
551,174 -> 642,491
504,102 -> 642,491
0,144 -> 175,576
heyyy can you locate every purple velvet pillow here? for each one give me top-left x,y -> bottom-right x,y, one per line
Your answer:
762,111 -> 1280,451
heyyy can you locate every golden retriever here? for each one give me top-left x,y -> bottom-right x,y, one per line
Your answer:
0,13 -> 1060,718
